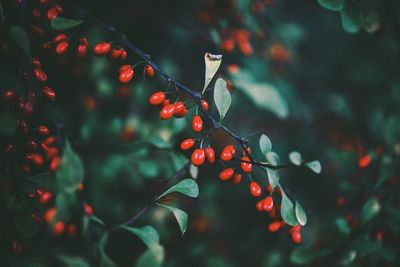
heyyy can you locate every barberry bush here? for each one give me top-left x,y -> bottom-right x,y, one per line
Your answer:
1,0 -> 400,266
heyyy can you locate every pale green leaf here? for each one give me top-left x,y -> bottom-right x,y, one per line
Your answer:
157,204 -> 188,236
295,201 -> 307,226
361,198 -> 380,223
280,190 -> 298,226
120,225 -> 159,248
136,244 -> 164,267
203,53 -> 222,93
340,0 -> 363,33
289,151 -> 302,166
305,160 -> 322,174
317,0 -> 344,11
214,78 -> 231,121
259,134 -> 272,154
156,179 -> 199,200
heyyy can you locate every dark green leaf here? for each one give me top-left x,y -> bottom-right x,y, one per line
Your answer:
340,0 -> 363,33
157,203 -> 188,236
136,244 -> 164,267
361,198 -> 380,223
120,225 -> 159,248
214,78 -> 231,121
9,26 -> 31,59
146,136 -> 171,149
51,17 -> 83,30
290,247 -> 321,265
56,255 -> 90,267
56,140 -> 84,191
98,233 -> 118,267
317,0 -> 344,11
156,179 -> 199,200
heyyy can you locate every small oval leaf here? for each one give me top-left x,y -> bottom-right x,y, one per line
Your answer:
51,17 -> 84,30
9,26 -> 31,59
295,201 -> 307,226
120,225 -> 160,248
289,151 -> 302,166
203,53 -> 222,93
157,204 -> 188,236
156,179 -> 199,200
259,134 -> 272,154
266,151 -> 280,166
280,190 -> 298,226
305,160 -> 322,174
317,0 -> 344,11
214,78 -> 231,121
340,0 -> 363,33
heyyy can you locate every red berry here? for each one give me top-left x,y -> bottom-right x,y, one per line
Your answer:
38,126 -> 49,135
241,156 -> 252,173
265,184 -> 273,193
145,65 -> 155,77
268,221 -> 282,232
42,86 -> 56,100
32,58 -> 42,68
26,140 -> 38,151
359,154 -> 372,168
3,90 -> 15,100
192,115 -> 203,132
205,147 -> 215,164
149,92 -> 166,105
232,173 -> 242,184
50,156 -> 61,171
34,68 -> 47,82
77,44 -> 87,58
256,200 -> 264,211
44,136 -> 56,146
219,168 -> 234,181
33,154 -> 44,166
53,33 -> 67,44
120,50 -> 127,60
262,196 -> 274,211
221,148 -> 233,161
160,104 -> 176,120
191,148 -> 205,166
249,182 -> 262,197
44,208 -> 57,223
67,224 -> 77,237
39,191 -> 52,204
119,68 -> 134,83
84,203 -> 93,216
53,221 -> 65,235
200,99 -> 209,110
110,48 -> 122,59
47,7 -> 60,20
291,231 -> 302,244
93,42 -> 111,55
180,138 -> 195,150
174,101 -> 186,114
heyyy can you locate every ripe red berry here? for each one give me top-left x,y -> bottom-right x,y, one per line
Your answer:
77,44 -> 87,58
241,156 -> 252,173
47,7 -> 60,20
359,154 -> 372,168
200,99 -> 209,110
219,168 -> 234,181
291,231 -> 302,244
53,33 -> 67,44
262,196 -> 274,211
232,173 -> 242,184
50,157 -> 61,171
110,48 -> 122,59
205,147 -> 215,164
3,90 -> 15,100
256,200 -> 264,211
174,102 -> 188,118
160,104 -> 176,120
44,208 -> 57,223
55,41 -> 68,54
268,221 -> 282,232
93,42 -> 111,55
33,154 -> 44,166
53,221 -> 65,235
119,68 -> 134,83
34,68 -> 47,82
149,92 -> 166,105
84,203 -> 93,216
221,148 -> 233,161
120,50 -> 127,60
192,115 -> 203,132
42,86 -> 56,100
180,138 -> 195,150
39,191 -> 52,204
191,148 -> 205,166
38,126 -> 49,136
145,65 -> 155,77
249,182 -> 262,197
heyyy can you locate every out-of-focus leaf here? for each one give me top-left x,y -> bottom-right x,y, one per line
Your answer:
295,201 -> 307,226
214,78 -> 231,121
156,179 -> 199,200
136,244 -> 164,267
350,237 -> 380,254
189,164 -> 198,179
9,25 -> 31,59
361,198 -> 380,223
120,225 -> 159,248
145,136 -> 171,149
290,247 -> 321,265
56,255 -> 90,267
267,169 -> 279,189
335,218 -> 351,234
157,204 -> 188,235
317,0 -> 344,11
259,134 -> 272,154
340,0 -> 363,33
51,17 -> 83,30
138,160 -> 159,178
289,151 -> 302,166
266,152 -> 280,166
98,233 -> 118,267
56,140 -> 84,191
203,53 -> 222,93
339,250 -> 357,265
305,160 -> 322,174
280,190 -> 298,226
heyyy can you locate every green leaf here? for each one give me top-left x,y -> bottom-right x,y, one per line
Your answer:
9,26 -> 31,59
56,140 -> 84,191
340,0 -> 363,33
317,0 -> 344,11
266,169 -> 279,189
51,17 -> 83,30
304,160 -> 322,174
290,247 -> 321,265
136,244 -> 164,267
259,134 -> 272,154
289,151 -> 302,166
203,53 -> 222,93
295,201 -> 307,226
280,190 -> 298,226
146,136 -> 172,149
339,250 -> 357,265
157,204 -> 188,235
189,164 -> 198,179
361,198 -> 380,223
0,113 -> 16,137
266,151 -> 280,166
335,218 -> 351,234
156,179 -> 199,200
56,255 -> 90,267
120,225 -> 159,248
138,160 -> 159,178
98,233 -> 118,267
214,78 -> 231,121
350,237 -> 380,254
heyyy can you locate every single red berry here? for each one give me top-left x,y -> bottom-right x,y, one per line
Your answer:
50,157 -> 61,171
160,104 -> 176,120
110,48 -> 122,59
191,148 -> 205,166
241,156 -> 252,173
256,200 -> 264,211
268,221 -> 282,232
174,101 -> 186,114
55,41 -> 68,54
291,231 -> 302,244
39,191 -> 52,204
205,147 -> 215,164
192,115 -> 203,132
262,196 -> 274,211
34,68 -> 47,82
93,42 -> 111,55
200,99 -> 209,110
53,221 -> 65,236
119,68 -> 134,83
38,125 -> 49,135
47,7 -> 60,20
120,50 -> 127,60
249,182 -> 262,197
290,224 -> 301,233
32,58 -> 42,68
149,92 -> 166,105
32,7 -> 41,18
232,173 -> 242,184
77,44 -> 87,58
3,90 -> 15,100
33,154 -> 44,166
53,33 -> 67,44
44,136 -> 56,146
42,86 -> 56,100
180,138 -> 195,150
221,148 -> 233,161
145,64 -> 155,77
219,168 -> 234,181
26,140 -> 38,151
265,184 -> 273,193
375,230 -> 383,241
44,208 -> 57,223
359,154 -> 372,168
84,203 -> 93,216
